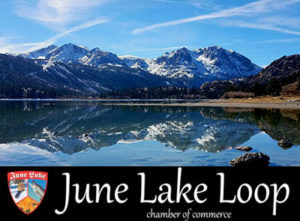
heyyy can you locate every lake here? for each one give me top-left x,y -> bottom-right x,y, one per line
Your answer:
0,101 -> 299,166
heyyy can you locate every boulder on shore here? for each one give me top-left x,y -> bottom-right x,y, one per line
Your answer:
230,152 -> 270,167
278,139 -> 293,149
235,146 -> 253,152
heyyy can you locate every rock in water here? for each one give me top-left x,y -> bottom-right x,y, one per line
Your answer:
230,152 -> 270,167
235,146 -> 253,152
278,139 -> 293,149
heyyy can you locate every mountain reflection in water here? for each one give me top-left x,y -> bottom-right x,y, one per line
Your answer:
0,101 -> 299,157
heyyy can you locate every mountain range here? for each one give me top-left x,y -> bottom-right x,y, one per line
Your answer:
0,43 -> 263,98
120,46 -> 261,87
21,43 -> 262,87
1,43 -> 297,98
0,51 -> 175,97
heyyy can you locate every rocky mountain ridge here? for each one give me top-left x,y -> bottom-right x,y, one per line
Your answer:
199,54 -> 300,98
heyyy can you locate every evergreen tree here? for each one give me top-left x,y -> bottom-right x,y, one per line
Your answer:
266,79 -> 281,96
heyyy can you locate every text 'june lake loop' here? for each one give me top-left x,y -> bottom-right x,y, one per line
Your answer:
54,168 -> 290,216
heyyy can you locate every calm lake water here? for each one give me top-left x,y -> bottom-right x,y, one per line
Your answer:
0,101 -> 299,166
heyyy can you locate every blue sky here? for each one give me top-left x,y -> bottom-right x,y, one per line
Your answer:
0,0 -> 299,66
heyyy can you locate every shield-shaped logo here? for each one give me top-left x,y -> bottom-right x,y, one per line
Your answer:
7,171 -> 48,215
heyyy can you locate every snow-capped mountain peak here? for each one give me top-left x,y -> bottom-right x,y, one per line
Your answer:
156,47 -> 193,65
80,48 -> 125,67
121,46 -> 262,87
45,43 -> 90,63
119,55 -> 150,70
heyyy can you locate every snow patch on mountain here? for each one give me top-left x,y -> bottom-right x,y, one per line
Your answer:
80,48 -> 125,67
20,45 -> 58,59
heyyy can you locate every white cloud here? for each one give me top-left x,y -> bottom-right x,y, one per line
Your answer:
1,0 -> 111,53
0,18 -> 109,53
152,0 -> 186,4
258,16 -> 300,29
255,38 -> 300,43
132,0 -> 300,34
152,0 -> 221,10
222,20 -> 300,36
15,0 -> 108,28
